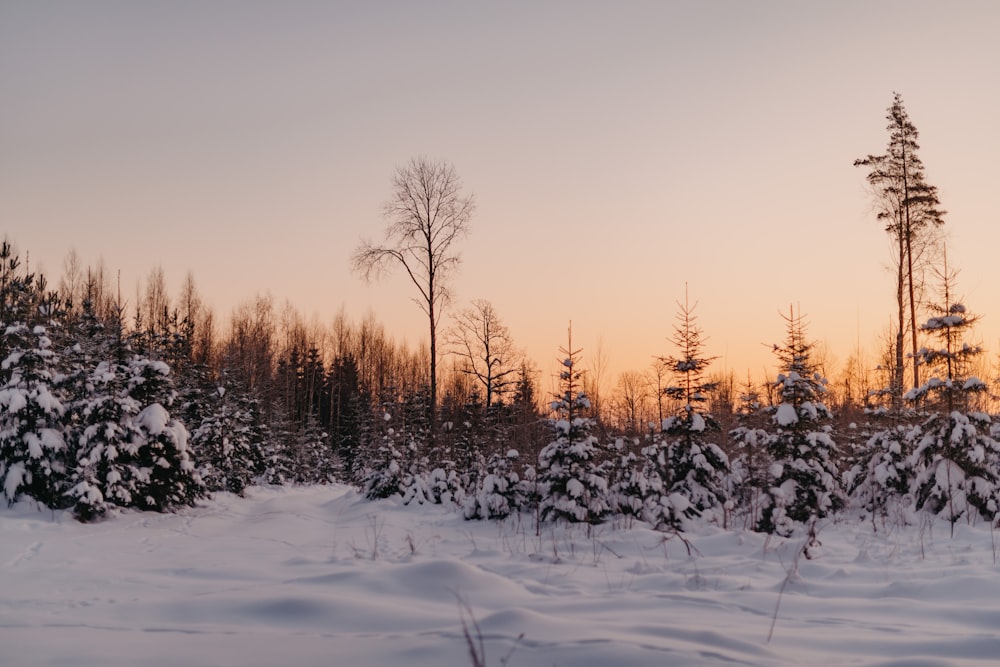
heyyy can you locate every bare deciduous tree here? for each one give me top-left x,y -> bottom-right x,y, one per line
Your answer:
352,157 -> 475,422
58,248 -> 83,314
445,299 -> 520,408
611,369 -> 651,436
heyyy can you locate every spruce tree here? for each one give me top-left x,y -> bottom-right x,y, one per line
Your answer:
845,423 -> 911,529
363,399 -> 405,500
728,378 -> 772,529
757,308 -> 844,535
0,324 -> 68,507
537,328 -> 609,525
329,354 -> 364,484
608,437 -> 649,521
657,290 -> 729,528
463,448 -> 522,520
190,381 -> 267,496
904,264 -> 998,533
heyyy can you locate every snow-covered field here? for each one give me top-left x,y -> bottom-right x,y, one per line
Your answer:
3,485 -> 1000,667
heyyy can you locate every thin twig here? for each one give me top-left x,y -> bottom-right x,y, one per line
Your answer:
767,518 -> 820,643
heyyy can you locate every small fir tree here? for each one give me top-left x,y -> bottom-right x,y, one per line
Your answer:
363,407 -> 405,500
844,411 -> 912,529
537,328 -> 610,525
607,435 -> 655,524
728,378 -> 772,529
190,382 -> 267,496
904,264 -> 998,533
463,448 -> 522,520
757,307 -> 844,536
657,290 -> 729,528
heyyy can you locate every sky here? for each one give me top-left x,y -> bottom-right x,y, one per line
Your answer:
3,1 -> 1000,389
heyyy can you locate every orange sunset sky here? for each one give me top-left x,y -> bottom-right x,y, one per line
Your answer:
3,1 -> 1000,390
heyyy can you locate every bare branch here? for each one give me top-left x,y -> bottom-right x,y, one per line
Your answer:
352,156 -> 475,416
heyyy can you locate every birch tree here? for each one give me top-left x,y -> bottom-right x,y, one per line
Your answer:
353,157 -> 474,424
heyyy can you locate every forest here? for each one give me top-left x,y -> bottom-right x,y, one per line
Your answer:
3,94 -> 998,538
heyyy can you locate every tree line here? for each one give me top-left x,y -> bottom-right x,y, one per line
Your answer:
3,93 -> 999,537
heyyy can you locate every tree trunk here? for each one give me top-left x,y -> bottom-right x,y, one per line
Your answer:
894,222 -> 906,413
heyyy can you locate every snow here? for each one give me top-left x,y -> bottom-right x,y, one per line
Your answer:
2,462 -> 25,501
690,412 -> 706,432
775,403 -> 798,426
135,403 -> 170,435
3,484 -> 1000,666
0,387 -> 28,413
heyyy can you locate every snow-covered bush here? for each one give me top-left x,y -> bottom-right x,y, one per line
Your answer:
463,449 -> 522,520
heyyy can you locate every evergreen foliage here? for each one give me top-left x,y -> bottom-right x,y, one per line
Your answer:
757,308 -> 844,536
903,269 -> 998,531
0,324 -> 68,507
728,380 -> 772,529
363,407 -> 405,500
855,93 -> 946,404
463,448 -> 522,520
190,383 -> 267,496
537,331 -> 610,525
657,290 -> 729,528
844,423 -> 911,526
608,437 -> 649,520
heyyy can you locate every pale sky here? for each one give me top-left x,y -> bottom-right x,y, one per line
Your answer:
3,1 -> 999,388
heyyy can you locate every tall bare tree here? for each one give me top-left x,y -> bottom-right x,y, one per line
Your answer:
445,299 -> 520,408
352,157 -> 475,423
855,93 -> 945,405
58,248 -> 84,314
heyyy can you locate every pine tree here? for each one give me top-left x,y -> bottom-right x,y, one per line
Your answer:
757,307 -> 844,536
537,328 -> 609,525
728,378 -> 772,529
121,356 -> 204,512
0,324 -> 68,507
856,93 -> 946,405
607,437 -> 650,521
190,381 -> 267,496
329,353 -> 365,484
844,423 -> 911,528
656,290 -> 729,528
463,448 -> 522,520
904,263 -> 998,533
399,386 -> 433,505
363,403 -> 405,500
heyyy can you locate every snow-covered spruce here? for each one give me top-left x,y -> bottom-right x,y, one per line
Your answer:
903,297 -> 999,530
844,423 -> 912,526
728,382 -> 772,530
190,385 -> 267,496
757,309 -> 843,536
651,411 -> 729,530
537,344 -> 610,525
68,356 -> 204,519
463,448 -> 522,520
0,324 -> 67,508
651,291 -> 729,530
608,437 -> 651,521
363,411 -> 405,500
